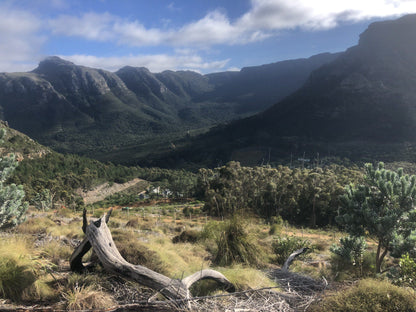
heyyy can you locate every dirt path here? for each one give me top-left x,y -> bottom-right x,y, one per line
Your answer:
76,178 -> 148,205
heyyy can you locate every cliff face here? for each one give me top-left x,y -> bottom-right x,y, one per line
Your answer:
0,52 -> 338,161
264,14 -> 416,142
160,14 -> 416,167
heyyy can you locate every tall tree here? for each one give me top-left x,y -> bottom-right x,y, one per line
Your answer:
337,162 -> 416,273
0,129 -> 28,229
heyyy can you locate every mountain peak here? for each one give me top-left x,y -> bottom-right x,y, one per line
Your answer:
117,66 -> 150,73
32,56 -> 76,75
39,56 -> 74,66
358,14 -> 416,53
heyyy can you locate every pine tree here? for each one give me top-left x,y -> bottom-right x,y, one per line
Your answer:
0,129 -> 28,229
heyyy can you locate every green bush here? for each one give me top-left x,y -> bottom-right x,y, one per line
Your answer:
199,221 -> 223,241
390,253 -> 416,289
310,279 -> 416,312
268,223 -> 281,236
272,235 -> 311,265
330,251 -> 375,281
125,218 -> 140,228
172,230 -> 200,244
330,236 -> 367,274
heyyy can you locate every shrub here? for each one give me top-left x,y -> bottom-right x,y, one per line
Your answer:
330,236 -> 367,267
270,215 -> 284,225
272,235 -> 311,265
199,221 -> 223,241
269,223 -> 281,236
310,279 -> 416,312
330,236 -> 370,278
125,218 -> 140,228
213,217 -> 261,267
172,230 -> 200,244
330,252 -> 376,281
182,206 -> 192,217
390,253 -> 416,288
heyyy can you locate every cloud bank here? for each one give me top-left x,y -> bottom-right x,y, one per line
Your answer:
62,53 -> 230,73
49,0 -> 416,47
1,0 -> 416,72
0,6 -> 45,72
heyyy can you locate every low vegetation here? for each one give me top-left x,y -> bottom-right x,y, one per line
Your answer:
311,279 -> 416,312
1,148 -> 416,311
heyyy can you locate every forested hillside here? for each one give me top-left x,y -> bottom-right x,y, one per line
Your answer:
0,53 -> 338,164
156,14 -> 416,168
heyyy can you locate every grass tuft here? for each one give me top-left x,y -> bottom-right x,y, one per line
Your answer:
214,217 -> 262,267
63,285 -> 115,311
0,237 -> 38,301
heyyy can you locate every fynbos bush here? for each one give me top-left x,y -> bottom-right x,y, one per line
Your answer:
272,235 -> 311,265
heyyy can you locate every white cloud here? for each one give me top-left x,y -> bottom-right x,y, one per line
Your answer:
0,6 -> 44,72
3,0 -> 416,73
47,0 -> 416,49
49,12 -> 116,41
60,53 -> 230,73
48,10 -> 247,47
239,0 -> 416,31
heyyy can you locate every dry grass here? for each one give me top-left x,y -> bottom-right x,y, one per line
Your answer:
0,236 -> 54,302
40,240 -> 73,266
111,229 -> 168,274
310,279 -> 416,312
17,216 -> 56,234
144,235 -> 211,278
62,284 -> 116,311
4,204 -> 397,311
218,265 -> 279,291
26,275 -> 58,302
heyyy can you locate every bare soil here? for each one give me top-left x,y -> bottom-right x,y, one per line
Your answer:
76,178 -> 147,204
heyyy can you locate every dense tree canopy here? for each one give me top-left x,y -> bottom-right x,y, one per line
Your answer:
197,161 -> 362,226
8,152 -> 197,208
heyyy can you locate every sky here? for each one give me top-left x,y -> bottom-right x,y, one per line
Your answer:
1,0 -> 416,74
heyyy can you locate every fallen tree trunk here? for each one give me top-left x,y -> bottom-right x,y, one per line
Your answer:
70,209 -> 235,304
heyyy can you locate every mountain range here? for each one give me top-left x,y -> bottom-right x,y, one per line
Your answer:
2,14 -> 416,168
151,14 -> 416,168
0,51 -> 338,162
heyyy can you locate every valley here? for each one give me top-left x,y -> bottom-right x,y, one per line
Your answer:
1,13 -> 416,312
0,53 -> 338,164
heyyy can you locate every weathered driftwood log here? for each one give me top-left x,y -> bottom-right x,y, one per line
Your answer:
70,209 -> 235,303
281,247 -> 309,272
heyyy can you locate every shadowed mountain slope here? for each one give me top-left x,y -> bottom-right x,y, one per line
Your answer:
0,53 -> 338,162
154,14 -> 416,168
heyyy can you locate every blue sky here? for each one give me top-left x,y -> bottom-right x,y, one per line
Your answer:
1,0 -> 416,73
